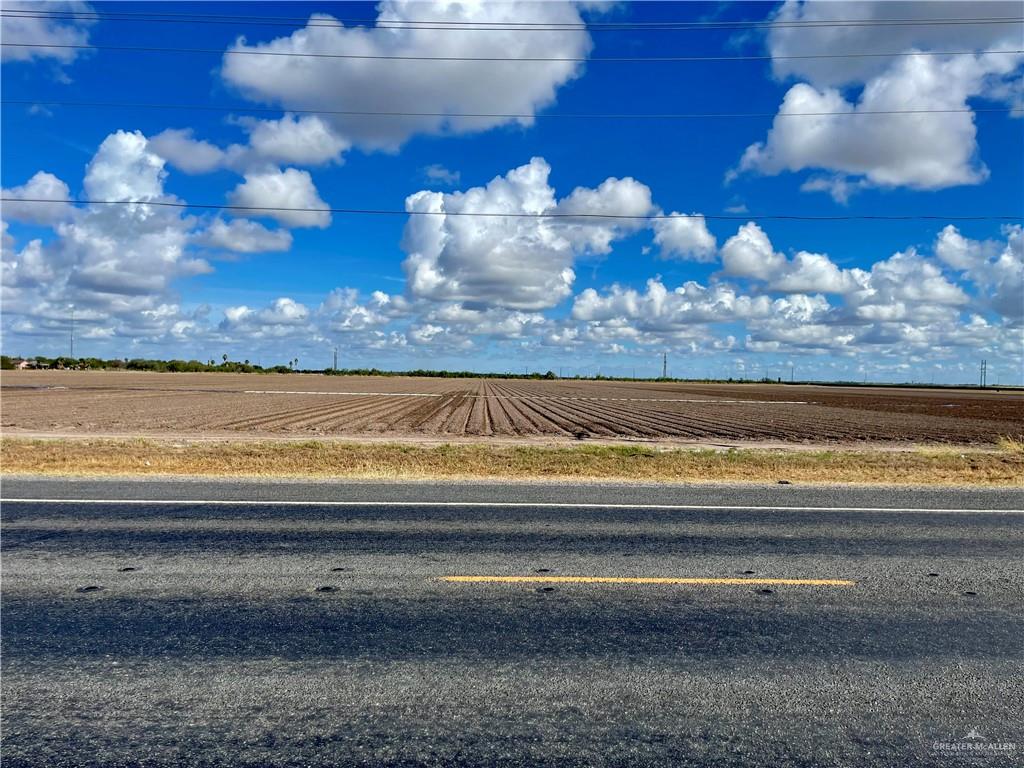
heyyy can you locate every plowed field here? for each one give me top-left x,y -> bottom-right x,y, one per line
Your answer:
2,371 -> 1022,445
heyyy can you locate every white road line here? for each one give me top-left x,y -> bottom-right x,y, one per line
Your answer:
2,498 -> 1019,513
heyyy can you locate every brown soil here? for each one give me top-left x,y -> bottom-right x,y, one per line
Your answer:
2,370 -> 1022,445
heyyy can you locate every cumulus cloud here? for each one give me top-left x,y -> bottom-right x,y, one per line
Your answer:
150,115 -> 349,175
554,175 -> 656,253
720,222 -> 786,279
195,218 -> 293,254
769,250 -> 865,294
425,303 -> 548,340
0,0 -> 94,65
401,157 -> 655,310
236,114 -> 350,168
652,213 -> 717,262
767,1 -> 1021,86
935,224 -> 1024,319
718,221 -> 969,306
219,1 -> 593,151
566,216 -> 1023,365
2,130 -> 211,343
220,297 -> 311,336
318,287 -> 402,332
852,248 -> 969,313
228,168 -> 330,228
736,1 -> 1024,195
2,171 -> 73,224
147,129 -> 228,175
573,279 -> 776,329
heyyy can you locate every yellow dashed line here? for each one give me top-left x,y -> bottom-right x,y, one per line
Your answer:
441,576 -> 854,586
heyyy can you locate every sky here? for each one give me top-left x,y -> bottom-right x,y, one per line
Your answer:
1,0 -> 1022,384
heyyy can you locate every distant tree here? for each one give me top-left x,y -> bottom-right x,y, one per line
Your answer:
222,354 -> 228,363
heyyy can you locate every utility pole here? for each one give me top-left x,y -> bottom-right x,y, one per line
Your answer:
790,364 -> 795,383
980,359 -> 987,387
69,305 -> 74,358
662,352 -> 667,379
333,347 -> 338,372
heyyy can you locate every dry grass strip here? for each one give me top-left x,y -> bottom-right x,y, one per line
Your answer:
3,437 -> 1023,486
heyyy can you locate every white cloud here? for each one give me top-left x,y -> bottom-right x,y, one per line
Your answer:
737,57 -> 996,190
0,1 -> 94,64
769,251 -> 866,294
720,222 -> 786,279
841,247 -> 970,327
935,224 -> 1024,320
423,164 -> 461,186
935,224 -> 984,270
652,213 -> 717,262
150,115 -> 348,174
83,130 -> 166,201
237,114 -> 350,168
196,218 -> 293,254
401,157 -> 654,311
219,1 -> 593,151
408,323 -> 449,345
554,175 -> 655,254
767,1 -> 1021,87
566,217 -> 1024,365
737,2 -> 1024,193
228,168 -> 330,228
425,303 -> 548,340
572,279 -> 775,329
719,221 -> 964,303
799,175 -> 871,204
2,171 -> 73,224
318,287 -> 398,332
861,248 -> 969,306
1,131 -> 211,343
219,297 -> 312,337
148,129 -> 228,175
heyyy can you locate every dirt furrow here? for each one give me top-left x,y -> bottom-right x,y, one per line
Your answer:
503,390 -> 649,438
328,394 -> 452,433
246,397 -> 392,431
290,395 -> 438,433
212,399 -> 357,431
402,393 -> 468,432
481,382 -> 514,435
485,383 -> 573,436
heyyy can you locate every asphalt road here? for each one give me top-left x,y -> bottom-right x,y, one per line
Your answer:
2,478 -> 1022,767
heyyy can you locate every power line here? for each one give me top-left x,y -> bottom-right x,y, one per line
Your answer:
4,8 -> 1022,32
3,198 -> 1019,222
4,99 -> 1012,121
4,41 -> 1021,63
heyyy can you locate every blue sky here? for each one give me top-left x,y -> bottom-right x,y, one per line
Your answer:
2,1 -> 1022,383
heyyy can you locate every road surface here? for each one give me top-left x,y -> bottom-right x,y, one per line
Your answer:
2,478 -> 1022,767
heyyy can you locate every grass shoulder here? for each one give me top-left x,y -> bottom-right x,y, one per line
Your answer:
2,437 -> 1022,486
